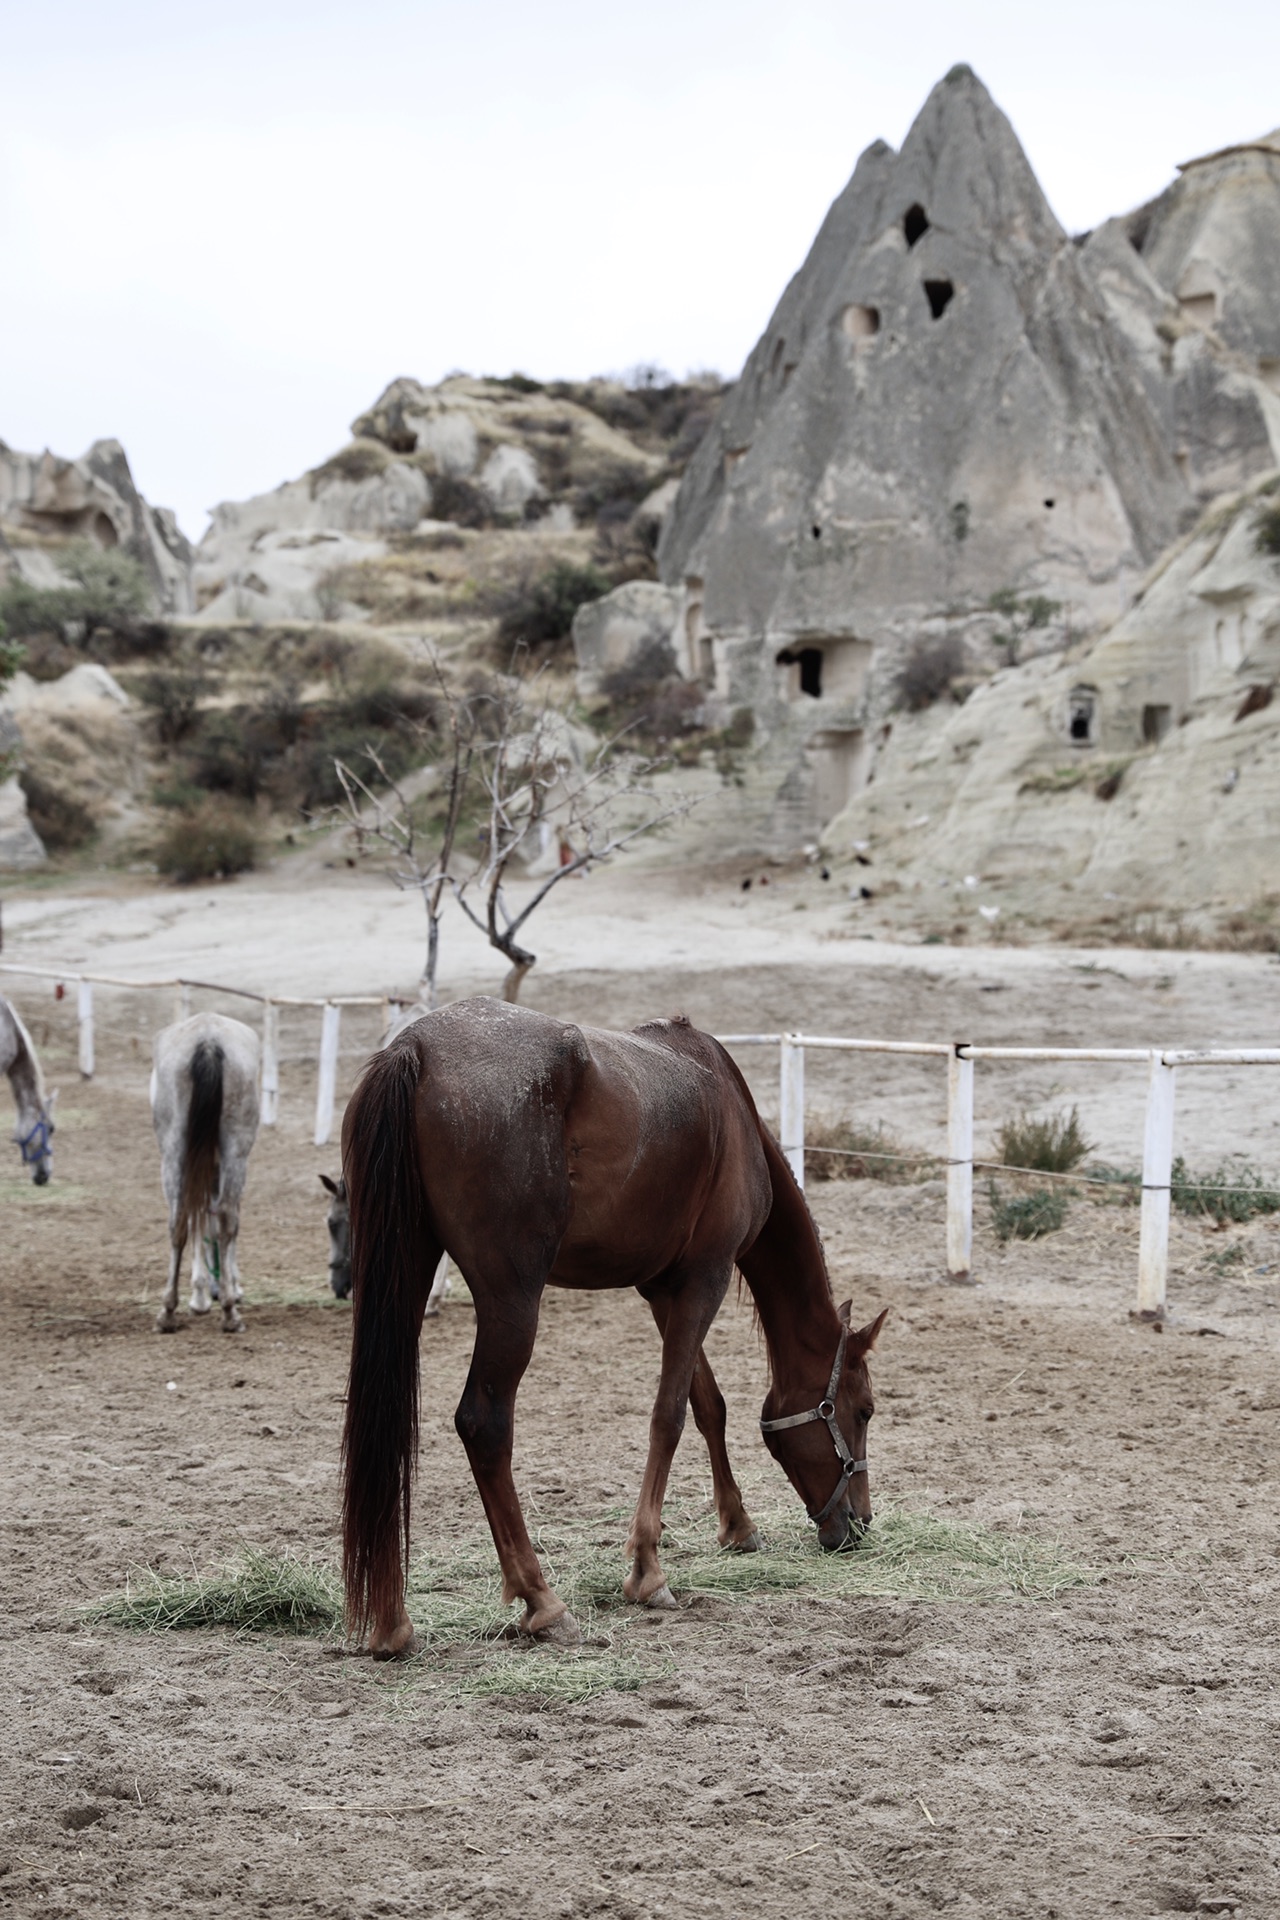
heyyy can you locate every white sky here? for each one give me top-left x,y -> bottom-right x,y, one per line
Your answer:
3,0 -> 1277,541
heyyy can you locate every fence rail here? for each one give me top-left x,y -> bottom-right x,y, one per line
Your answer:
4,964 -> 1275,1316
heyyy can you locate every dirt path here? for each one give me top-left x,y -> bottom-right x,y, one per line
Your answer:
2,953 -> 1278,1918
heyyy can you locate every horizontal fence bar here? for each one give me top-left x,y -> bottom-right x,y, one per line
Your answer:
963,1045 -> 1153,1063
1162,1049 -> 1280,1067
715,1033 -> 782,1046
796,1035 -> 954,1058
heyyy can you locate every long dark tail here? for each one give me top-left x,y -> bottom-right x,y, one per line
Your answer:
340,1039 -> 436,1639
178,1040 -> 224,1245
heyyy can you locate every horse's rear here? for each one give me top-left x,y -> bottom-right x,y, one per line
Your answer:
151,1012 -> 260,1333
340,997 -> 771,1654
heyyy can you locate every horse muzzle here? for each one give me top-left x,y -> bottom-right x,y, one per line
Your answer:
33,1164 -> 50,1187
329,1264 -> 352,1300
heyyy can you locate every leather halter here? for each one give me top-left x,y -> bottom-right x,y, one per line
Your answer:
759,1311 -> 867,1528
18,1116 -> 51,1167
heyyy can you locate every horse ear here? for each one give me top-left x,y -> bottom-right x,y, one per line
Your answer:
319,1173 -> 338,1196
848,1307 -> 888,1359
837,1298 -> 853,1324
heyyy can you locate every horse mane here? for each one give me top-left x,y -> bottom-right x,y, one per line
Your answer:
701,1033 -> 835,1372
5,1000 -> 47,1104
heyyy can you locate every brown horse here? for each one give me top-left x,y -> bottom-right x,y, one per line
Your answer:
340,997 -> 887,1656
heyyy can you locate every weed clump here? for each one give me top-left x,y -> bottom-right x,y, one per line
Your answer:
988,1180 -> 1069,1242
1253,498 -> 1280,558
995,1106 -> 1093,1174
1171,1156 -> 1280,1226
154,803 -> 259,883
18,770 -> 95,852
494,561 -> 609,655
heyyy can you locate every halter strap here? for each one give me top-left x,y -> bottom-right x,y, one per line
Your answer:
18,1115 -> 51,1165
759,1315 -> 867,1527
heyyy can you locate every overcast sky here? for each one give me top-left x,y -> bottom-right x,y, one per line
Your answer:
3,0 -> 1277,540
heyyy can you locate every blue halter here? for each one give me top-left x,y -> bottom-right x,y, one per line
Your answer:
18,1115 -> 51,1166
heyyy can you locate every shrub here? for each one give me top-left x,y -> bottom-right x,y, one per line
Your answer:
135,666 -> 209,745
0,540 -> 152,643
18,770 -> 95,852
988,1181 -> 1069,1242
155,804 -> 259,883
429,474 -> 493,529
1171,1156 -> 1280,1227
894,635 -> 965,711
495,561 -> 609,654
1253,499 -> 1280,557
995,1107 -> 1094,1174
309,440 -> 391,491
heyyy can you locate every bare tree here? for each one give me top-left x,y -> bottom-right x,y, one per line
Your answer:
334,663 -> 476,1008
450,673 -> 694,1002
337,661 -> 694,1005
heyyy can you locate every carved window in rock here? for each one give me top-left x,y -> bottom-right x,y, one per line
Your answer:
903,204 -> 930,248
1068,687 -> 1098,746
1142,703 -> 1172,745
841,304 -> 880,345
924,279 -> 954,320
776,638 -> 872,705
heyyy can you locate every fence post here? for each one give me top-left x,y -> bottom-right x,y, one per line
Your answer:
1136,1052 -> 1176,1320
314,1003 -> 341,1148
780,1034 -> 805,1189
946,1044 -> 974,1281
260,1000 -> 279,1127
77,980 -> 95,1080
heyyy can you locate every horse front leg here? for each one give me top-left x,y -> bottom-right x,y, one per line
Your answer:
455,1290 -> 579,1645
627,1270 -> 730,1608
647,1298 -> 759,1552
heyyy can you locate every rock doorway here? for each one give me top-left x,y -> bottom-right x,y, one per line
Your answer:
904,204 -> 930,248
924,279 -> 955,319
1142,703 -> 1172,745
809,728 -> 869,824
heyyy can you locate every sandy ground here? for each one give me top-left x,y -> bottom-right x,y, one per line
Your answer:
2,905 -> 1279,1919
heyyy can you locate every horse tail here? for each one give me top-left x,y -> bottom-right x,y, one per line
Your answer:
178,1040 -> 224,1244
340,1037 -> 432,1641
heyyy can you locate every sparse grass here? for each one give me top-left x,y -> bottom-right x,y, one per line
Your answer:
1019,765 -> 1086,796
83,1548 -> 342,1636
452,1652 -> 672,1704
1171,1155 -> 1280,1227
988,1180 -> 1069,1243
1253,498 -> 1280,557
995,1106 -> 1093,1174
153,802 -> 259,883
1084,1163 -> 1141,1206
806,1117 -> 929,1182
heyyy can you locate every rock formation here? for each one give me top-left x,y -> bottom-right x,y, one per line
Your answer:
823,471 -> 1280,922
657,67 -> 1280,846
0,437 -> 192,614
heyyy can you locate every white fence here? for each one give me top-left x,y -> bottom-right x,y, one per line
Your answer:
0,962 -> 391,1148
4,958 -> 1275,1319
720,1032 -> 1280,1321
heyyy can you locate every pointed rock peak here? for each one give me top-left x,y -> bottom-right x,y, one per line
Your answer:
895,65 -> 1063,250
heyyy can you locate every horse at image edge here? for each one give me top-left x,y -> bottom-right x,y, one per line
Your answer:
1,992 -> 56,1185
339,995 -> 886,1657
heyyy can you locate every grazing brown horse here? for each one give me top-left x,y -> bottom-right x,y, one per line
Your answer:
341,997 -> 886,1656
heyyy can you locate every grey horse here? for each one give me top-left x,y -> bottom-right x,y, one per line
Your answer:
151,1012 -> 260,1334
320,1171 -> 450,1313
1,993 -> 56,1184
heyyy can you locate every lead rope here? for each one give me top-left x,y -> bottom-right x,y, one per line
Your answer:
759,1315 -> 868,1527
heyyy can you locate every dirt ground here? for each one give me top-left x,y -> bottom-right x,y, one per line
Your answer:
2,946 -> 1279,1919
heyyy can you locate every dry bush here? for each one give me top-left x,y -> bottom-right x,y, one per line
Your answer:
893,635 -> 965,712
493,561 -> 609,656
154,803 -> 259,883
18,769 -> 95,852
1253,497 -> 1280,557
135,666 -> 209,744
995,1107 -> 1093,1173
806,1117 -> 924,1182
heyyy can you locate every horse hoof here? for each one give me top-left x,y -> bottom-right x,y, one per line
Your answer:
369,1622 -> 418,1660
189,1300 -> 212,1316
154,1312 -> 179,1334
728,1530 -> 762,1555
533,1608 -> 582,1647
645,1584 -> 678,1611
221,1309 -> 244,1334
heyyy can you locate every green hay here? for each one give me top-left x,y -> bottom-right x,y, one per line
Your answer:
452,1651 -> 673,1704
82,1547 -> 342,1636
0,1179 -> 89,1207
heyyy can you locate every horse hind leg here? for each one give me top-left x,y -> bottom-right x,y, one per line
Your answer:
156,1209 -> 186,1334
189,1234 -> 213,1316
214,1188 -> 246,1334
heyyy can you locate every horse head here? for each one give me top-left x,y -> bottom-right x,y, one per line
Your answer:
320,1173 -> 350,1298
760,1302 -> 888,1552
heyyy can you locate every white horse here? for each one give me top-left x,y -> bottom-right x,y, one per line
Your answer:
151,1012 -> 260,1334
1,993 -> 56,1185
